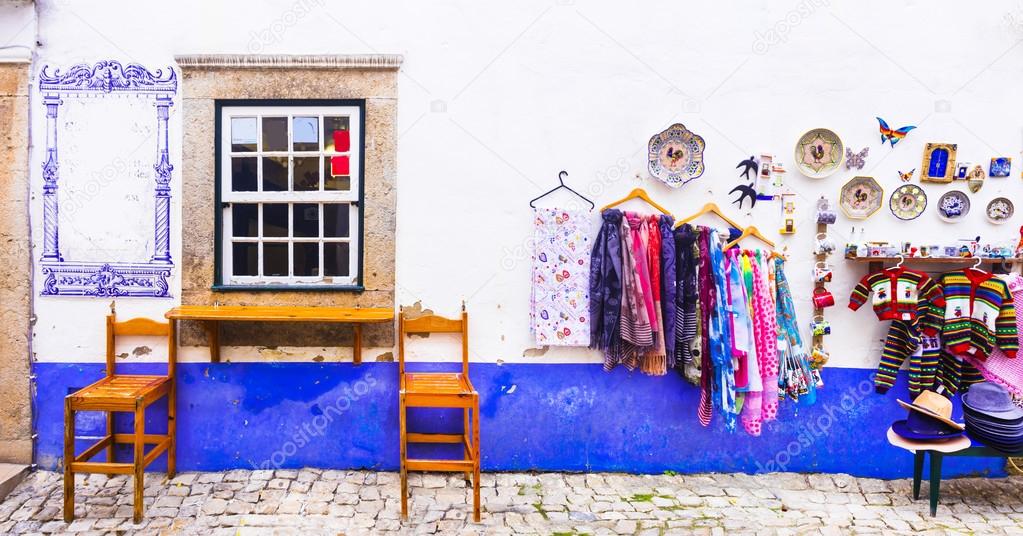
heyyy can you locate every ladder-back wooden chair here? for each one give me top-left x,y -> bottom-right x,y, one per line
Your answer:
398,304 -> 480,522
64,304 -> 176,523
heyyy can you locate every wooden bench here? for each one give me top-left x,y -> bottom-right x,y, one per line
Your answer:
164,305 -> 394,364
908,442 -> 1016,516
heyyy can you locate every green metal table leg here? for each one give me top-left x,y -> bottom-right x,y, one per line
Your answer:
928,451 -> 943,517
912,450 -> 925,500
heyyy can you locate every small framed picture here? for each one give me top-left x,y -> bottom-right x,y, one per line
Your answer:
990,157 -> 1012,178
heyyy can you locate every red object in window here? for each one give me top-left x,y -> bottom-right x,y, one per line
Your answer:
333,130 -> 350,152
331,155 -> 350,176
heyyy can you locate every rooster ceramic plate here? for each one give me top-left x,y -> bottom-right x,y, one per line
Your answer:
647,123 -> 706,188
889,184 -> 927,221
840,176 -> 883,219
937,190 -> 970,223
794,128 -> 844,179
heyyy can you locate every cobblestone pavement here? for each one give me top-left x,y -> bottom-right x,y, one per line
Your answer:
1,469 -> 1022,535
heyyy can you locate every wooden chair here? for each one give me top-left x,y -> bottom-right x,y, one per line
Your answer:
64,305 -> 176,523
398,304 -> 480,522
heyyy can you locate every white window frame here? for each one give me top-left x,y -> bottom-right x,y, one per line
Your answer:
217,103 -> 362,289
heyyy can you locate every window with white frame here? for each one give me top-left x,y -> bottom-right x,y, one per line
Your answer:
216,102 -> 363,288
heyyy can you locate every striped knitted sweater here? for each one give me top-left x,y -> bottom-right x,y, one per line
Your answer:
848,268 -> 945,333
940,269 -> 1018,359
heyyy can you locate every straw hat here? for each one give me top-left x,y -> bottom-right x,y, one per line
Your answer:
897,390 -> 965,431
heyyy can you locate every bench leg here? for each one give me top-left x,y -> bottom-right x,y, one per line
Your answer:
63,398 -> 75,523
912,450 -> 924,500
106,411 -> 115,463
399,393 -> 408,520
168,383 -> 176,479
928,452 -> 943,517
472,397 -> 480,523
133,401 -> 146,524
463,407 -> 471,482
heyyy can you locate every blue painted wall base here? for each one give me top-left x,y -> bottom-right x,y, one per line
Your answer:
33,362 -> 1005,478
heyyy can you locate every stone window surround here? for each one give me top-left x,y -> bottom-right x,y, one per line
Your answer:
177,54 -> 401,349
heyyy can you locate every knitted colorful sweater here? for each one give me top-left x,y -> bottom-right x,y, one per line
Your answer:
848,268 -> 945,332
939,269 -> 1018,359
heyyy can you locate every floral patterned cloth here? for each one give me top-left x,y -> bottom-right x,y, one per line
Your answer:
530,208 -> 591,346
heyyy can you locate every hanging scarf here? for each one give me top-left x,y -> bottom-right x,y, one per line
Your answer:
590,209 -> 623,369
741,252 -> 776,436
697,227 -> 715,426
659,215 -> 677,369
618,213 -> 654,369
775,257 -> 817,406
642,214 -> 667,375
674,224 -> 699,369
760,255 -> 781,423
962,273 -> 1023,399
530,208 -> 591,346
708,230 -> 738,431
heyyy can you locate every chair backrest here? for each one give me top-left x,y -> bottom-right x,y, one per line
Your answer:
397,306 -> 469,377
105,307 -> 176,378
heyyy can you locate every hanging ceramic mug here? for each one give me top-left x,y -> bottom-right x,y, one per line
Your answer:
815,197 -> 837,225
813,262 -> 833,283
810,316 -> 831,336
812,287 -> 836,308
813,233 -> 837,256
810,346 -> 830,368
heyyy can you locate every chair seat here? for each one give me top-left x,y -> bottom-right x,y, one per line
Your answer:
69,375 -> 171,410
402,372 -> 475,407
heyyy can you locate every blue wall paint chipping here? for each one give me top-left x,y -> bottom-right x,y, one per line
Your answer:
33,362 -> 1005,478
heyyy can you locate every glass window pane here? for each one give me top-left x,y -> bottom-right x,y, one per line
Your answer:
262,156 -> 288,191
294,243 -> 319,277
262,117 -> 288,151
232,243 -> 258,276
263,203 -> 288,237
231,157 -> 257,192
263,243 -> 288,276
294,157 -> 319,191
231,117 -> 257,152
293,116 -> 319,151
324,204 -> 350,238
324,116 -> 350,152
324,157 -> 351,191
231,204 -> 258,237
325,242 -> 350,277
293,203 -> 319,237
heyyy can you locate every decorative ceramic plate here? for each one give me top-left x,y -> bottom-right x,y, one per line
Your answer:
839,176 -> 883,219
986,197 -> 1014,224
647,123 -> 705,188
794,128 -> 844,179
937,190 -> 970,222
889,184 -> 927,221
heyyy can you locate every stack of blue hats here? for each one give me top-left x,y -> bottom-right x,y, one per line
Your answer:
962,382 -> 1023,453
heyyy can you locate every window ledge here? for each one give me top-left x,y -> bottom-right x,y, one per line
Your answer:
175,54 -> 403,70
212,284 -> 365,293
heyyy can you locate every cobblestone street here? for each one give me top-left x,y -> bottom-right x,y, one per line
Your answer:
0,469 -> 1021,535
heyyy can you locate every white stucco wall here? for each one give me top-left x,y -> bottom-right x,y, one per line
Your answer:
25,0 -> 1023,371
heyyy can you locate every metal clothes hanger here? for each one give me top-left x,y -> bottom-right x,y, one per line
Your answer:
529,170 -> 595,210
674,202 -> 743,230
724,225 -> 776,250
599,187 -> 671,215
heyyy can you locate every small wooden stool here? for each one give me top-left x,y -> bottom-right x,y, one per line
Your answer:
64,305 -> 176,523
398,305 -> 481,522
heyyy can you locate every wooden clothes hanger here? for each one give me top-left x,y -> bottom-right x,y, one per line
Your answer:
600,187 -> 671,215
724,225 -> 776,250
529,170 -> 595,210
674,202 -> 743,230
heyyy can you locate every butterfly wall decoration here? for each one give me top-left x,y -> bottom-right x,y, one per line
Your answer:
877,117 -> 916,147
845,147 -> 868,169
898,168 -> 915,182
